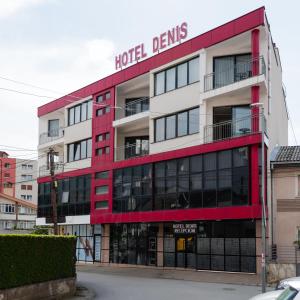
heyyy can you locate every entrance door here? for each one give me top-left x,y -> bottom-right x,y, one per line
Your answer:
176,236 -> 196,268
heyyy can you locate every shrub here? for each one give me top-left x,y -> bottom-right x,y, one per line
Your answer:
0,234 -> 76,290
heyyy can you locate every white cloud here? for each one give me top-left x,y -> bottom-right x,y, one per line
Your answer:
0,38 -> 115,154
0,0 -> 44,18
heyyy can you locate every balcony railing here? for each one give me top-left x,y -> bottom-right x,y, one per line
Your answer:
39,162 -> 64,177
39,127 -> 64,145
124,97 -> 149,117
204,56 -> 266,92
204,114 -> 266,143
115,140 -> 149,161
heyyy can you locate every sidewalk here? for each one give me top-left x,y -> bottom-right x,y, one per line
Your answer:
76,263 -> 261,286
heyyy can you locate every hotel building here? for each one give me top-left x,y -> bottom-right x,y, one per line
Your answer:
36,7 -> 288,272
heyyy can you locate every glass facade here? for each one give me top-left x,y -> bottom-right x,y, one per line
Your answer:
113,147 -> 249,213
38,174 -> 91,218
61,224 -> 100,262
109,220 -> 256,273
110,223 -> 158,266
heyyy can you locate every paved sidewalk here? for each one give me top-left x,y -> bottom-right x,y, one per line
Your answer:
76,263 -> 261,286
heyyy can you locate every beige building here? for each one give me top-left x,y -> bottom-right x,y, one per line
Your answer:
0,192 -> 36,233
271,146 -> 300,263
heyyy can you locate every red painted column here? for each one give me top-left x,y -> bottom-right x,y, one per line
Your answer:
251,144 -> 260,207
251,29 -> 260,75
250,29 -> 261,211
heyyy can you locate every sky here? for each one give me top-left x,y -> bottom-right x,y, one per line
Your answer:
0,0 -> 298,158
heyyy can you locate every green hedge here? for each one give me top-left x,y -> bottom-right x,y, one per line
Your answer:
0,234 -> 76,290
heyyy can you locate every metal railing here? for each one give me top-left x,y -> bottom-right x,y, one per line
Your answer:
204,114 -> 266,143
115,140 -> 149,161
204,56 -> 266,92
39,127 -> 64,145
39,162 -> 64,177
124,97 -> 149,117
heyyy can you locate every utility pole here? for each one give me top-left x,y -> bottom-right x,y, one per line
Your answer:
251,102 -> 266,293
49,148 -> 58,235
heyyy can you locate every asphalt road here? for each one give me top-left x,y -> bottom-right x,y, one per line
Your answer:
77,271 -> 264,300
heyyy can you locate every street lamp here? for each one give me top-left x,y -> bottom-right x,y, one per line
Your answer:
250,102 -> 266,293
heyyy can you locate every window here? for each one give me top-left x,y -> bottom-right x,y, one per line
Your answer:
113,147 -> 249,213
21,195 -> 26,200
213,54 -> 251,89
27,185 -> 32,190
21,185 -> 26,190
27,164 -> 33,170
68,138 -> 92,162
177,111 -> 188,136
4,163 -> 10,169
155,118 -> 165,142
155,71 -> 165,95
154,57 -> 199,96
3,182 -> 12,188
189,107 -> 199,134
95,171 -> 109,179
21,174 -> 32,181
96,91 -> 111,103
96,106 -> 111,116
95,201 -> 108,209
96,146 -> 110,156
96,132 -> 110,142
95,185 -> 108,195
166,67 -> 176,92
155,107 -> 199,142
38,175 -> 91,218
188,57 -> 199,84
48,119 -> 59,137
27,195 -> 33,201
166,115 -> 176,139
68,100 -> 93,126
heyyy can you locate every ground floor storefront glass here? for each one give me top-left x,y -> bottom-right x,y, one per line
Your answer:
109,223 -> 158,266
109,220 -> 257,273
60,224 -> 102,262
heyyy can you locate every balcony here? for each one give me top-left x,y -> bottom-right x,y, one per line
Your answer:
39,163 -> 64,177
39,127 -> 64,145
204,114 -> 266,143
115,140 -> 149,161
204,56 -> 266,92
124,97 -> 149,117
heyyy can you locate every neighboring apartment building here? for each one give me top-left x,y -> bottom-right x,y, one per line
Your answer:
270,146 -> 300,263
36,7 -> 288,272
0,151 -> 38,204
15,159 -> 38,204
0,151 -> 16,196
0,192 -> 36,233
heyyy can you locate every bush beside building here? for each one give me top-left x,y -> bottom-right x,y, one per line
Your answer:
0,234 -> 76,290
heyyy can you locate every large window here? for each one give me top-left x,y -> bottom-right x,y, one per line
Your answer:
68,138 -> 92,162
154,107 -> 199,142
213,54 -> 251,89
110,223 -> 158,266
48,119 -> 59,137
154,57 -> 199,96
68,99 -> 93,126
38,174 -> 91,218
113,147 -> 249,213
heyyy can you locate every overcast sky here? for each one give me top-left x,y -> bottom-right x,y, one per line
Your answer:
0,0 -> 298,158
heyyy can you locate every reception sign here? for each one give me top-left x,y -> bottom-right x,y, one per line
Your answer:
173,223 -> 197,234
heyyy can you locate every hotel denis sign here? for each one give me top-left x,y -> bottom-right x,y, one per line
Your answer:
173,223 -> 197,234
115,22 -> 188,71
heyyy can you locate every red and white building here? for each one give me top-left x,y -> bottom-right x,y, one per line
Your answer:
36,7 -> 288,272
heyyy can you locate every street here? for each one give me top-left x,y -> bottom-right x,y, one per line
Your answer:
76,270 -> 265,300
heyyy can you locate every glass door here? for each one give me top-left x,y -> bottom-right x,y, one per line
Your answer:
175,236 -> 196,268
